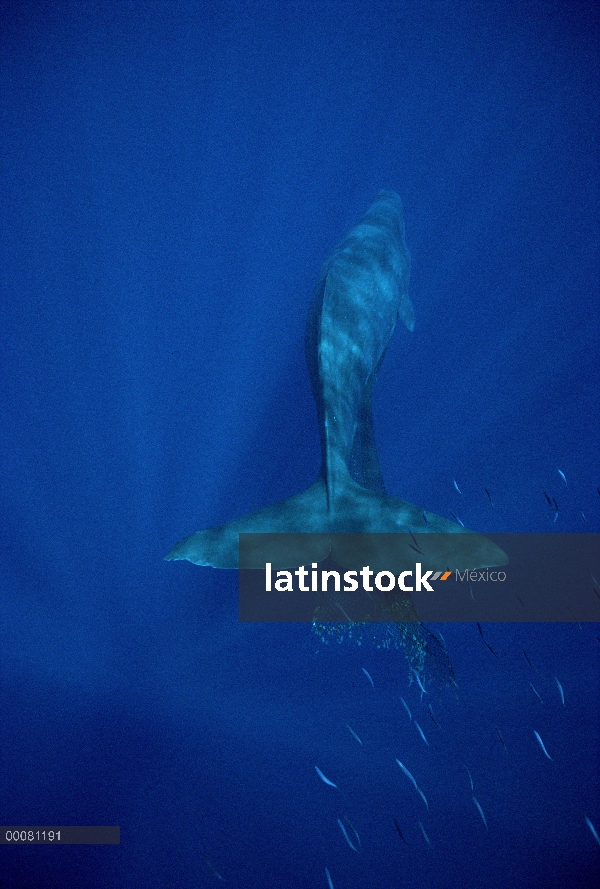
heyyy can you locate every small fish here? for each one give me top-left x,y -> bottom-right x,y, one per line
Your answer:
396,759 -> 428,808
515,593 -> 526,610
362,667 -> 375,688
343,816 -> 361,849
453,478 -> 463,494
484,487 -> 493,506
554,677 -> 565,706
393,818 -> 408,845
396,759 -> 419,791
464,764 -> 474,791
543,490 -> 553,507
416,786 -> 429,809
315,766 -> 338,788
422,509 -> 428,526
346,724 -> 362,745
558,469 -> 567,486
200,854 -> 225,882
477,622 -> 499,658
495,726 -> 507,751
428,704 -> 441,730
325,867 -> 335,889
581,511 -> 588,524
529,682 -> 543,703
400,696 -> 412,721
412,668 -> 427,696
414,720 -> 429,746
585,815 -> 600,847
450,512 -> 465,527
408,528 -> 424,555
552,496 -> 559,512
469,582 -> 474,600
337,818 -> 358,852
533,730 -> 552,761
521,647 -> 535,671
472,796 -> 488,831
418,820 -> 431,846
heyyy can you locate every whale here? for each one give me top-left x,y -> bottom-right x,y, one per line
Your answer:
166,191 -> 507,573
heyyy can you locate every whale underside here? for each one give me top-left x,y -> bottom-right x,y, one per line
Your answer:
166,192 -> 507,573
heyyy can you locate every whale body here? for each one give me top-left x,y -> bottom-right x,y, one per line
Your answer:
166,192 -> 507,572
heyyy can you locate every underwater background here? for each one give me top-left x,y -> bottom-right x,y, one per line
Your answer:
1,1 -> 599,886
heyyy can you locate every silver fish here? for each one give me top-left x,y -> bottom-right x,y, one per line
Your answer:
418,820 -> 431,845
346,724 -> 363,745
585,815 -> 600,847
337,818 -> 358,852
472,796 -> 488,831
416,786 -> 429,809
529,682 -> 543,703
533,730 -> 552,761
396,759 -> 428,809
554,677 -> 565,706
412,668 -> 427,696
464,764 -> 474,791
315,766 -> 338,788
396,758 -> 419,791
414,720 -> 429,746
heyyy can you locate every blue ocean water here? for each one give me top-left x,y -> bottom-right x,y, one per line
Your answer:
1,1 -> 599,886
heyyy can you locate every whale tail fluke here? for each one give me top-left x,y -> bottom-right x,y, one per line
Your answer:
165,476 -> 507,571
165,479 -> 329,568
